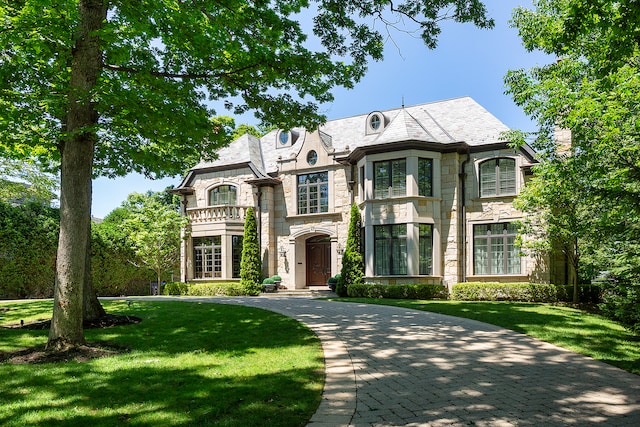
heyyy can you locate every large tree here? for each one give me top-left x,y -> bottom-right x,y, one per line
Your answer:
505,0 -> 640,327
0,1 -> 493,350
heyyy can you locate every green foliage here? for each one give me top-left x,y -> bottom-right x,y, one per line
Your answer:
240,207 -> 262,294
270,275 -> 282,282
188,282 -> 259,297
120,191 -> 186,287
600,282 -> 640,334
0,201 -> 59,298
506,0 -> 640,322
338,204 -> 364,296
347,284 -> 448,300
263,277 -> 275,284
0,158 -> 58,206
91,214 -> 155,296
451,283 -> 559,302
161,281 -> 190,296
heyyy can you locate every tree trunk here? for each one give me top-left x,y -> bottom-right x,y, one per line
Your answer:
47,0 -> 106,351
84,220 -> 106,322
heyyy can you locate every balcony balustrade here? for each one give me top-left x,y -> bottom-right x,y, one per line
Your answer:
186,205 -> 250,224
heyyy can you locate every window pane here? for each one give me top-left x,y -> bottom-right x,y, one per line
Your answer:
232,235 -> 243,278
491,237 -> 504,274
209,185 -> 237,206
374,161 -> 389,199
419,224 -> 432,275
298,172 -> 328,214
419,158 -> 433,197
474,238 -> 488,275
474,223 -> 520,275
391,159 -> 406,197
507,236 -> 521,274
480,160 -> 497,197
499,159 -> 516,195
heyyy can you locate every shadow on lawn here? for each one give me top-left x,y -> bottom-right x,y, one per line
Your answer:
0,301 -> 323,427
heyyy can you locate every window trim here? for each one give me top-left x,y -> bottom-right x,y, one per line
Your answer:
374,224 -> 408,276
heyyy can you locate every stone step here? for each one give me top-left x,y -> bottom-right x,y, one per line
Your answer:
261,287 -> 336,297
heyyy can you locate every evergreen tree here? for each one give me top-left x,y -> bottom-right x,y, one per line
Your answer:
240,207 -> 262,295
338,203 -> 364,296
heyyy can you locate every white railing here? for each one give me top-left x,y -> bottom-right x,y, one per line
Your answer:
186,205 -> 251,224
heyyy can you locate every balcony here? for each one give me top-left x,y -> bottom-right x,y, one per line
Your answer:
186,205 -> 251,224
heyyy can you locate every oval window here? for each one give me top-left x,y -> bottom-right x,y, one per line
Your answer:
279,131 -> 289,145
370,114 -> 381,130
307,150 -> 318,166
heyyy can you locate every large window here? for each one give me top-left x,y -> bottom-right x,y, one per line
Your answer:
209,185 -> 237,206
374,224 -> 407,275
418,158 -> 433,197
193,236 -> 222,279
479,158 -> 516,197
419,224 -> 433,275
473,223 -> 521,275
374,159 -> 406,198
298,172 -> 328,214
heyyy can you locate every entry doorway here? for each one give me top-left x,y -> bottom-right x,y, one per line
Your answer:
306,236 -> 331,286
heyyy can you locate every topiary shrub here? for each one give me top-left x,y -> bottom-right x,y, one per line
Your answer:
240,207 -> 262,295
338,204 -> 364,297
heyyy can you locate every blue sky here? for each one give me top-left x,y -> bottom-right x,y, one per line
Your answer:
92,1 -> 550,218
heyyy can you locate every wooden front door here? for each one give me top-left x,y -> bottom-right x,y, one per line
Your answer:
306,237 -> 331,286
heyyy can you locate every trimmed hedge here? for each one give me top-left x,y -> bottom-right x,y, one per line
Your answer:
347,283 -> 448,299
162,282 -> 260,297
451,282 -> 603,303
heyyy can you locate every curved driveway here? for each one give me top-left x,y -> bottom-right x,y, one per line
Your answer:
150,296 -> 640,426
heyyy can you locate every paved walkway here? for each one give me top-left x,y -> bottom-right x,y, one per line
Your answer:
144,296 -> 640,426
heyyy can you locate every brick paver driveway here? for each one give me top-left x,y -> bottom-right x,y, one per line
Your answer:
142,296 -> 640,426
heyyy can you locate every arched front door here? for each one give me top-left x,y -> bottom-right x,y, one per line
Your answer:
306,236 -> 331,286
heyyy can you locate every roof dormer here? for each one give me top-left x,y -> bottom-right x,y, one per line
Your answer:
366,111 -> 387,135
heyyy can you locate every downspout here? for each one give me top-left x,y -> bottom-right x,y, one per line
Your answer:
459,150 -> 471,283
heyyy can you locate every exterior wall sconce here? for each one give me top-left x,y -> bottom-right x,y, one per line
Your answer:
336,243 -> 344,255
279,247 -> 287,258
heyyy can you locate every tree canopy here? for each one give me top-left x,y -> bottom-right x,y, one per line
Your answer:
506,0 -> 640,330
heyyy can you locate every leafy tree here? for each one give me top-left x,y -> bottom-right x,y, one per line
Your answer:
505,0 -> 640,328
92,209 -> 156,296
240,207 -> 262,295
0,1 -> 493,349
338,203 -> 364,296
120,192 -> 186,290
0,158 -> 58,206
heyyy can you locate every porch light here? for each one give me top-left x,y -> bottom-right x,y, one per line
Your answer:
279,247 -> 287,258
337,243 -> 344,255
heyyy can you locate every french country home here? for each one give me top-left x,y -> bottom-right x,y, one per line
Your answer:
170,97 -> 564,290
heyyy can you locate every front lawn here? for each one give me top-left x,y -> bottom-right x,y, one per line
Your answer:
338,298 -> 640,375
0,300 -> 324,427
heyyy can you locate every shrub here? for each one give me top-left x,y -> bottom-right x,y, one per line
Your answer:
451,282 -> 560,302
240,207 -> 262,295
271,275 -> 282,282
599,282 -> 640,334
338,204 -> 364,296
347,283 -> 448,300
186,282 -> 255,297
162,282 -> 190,296
262,278 -> 275,284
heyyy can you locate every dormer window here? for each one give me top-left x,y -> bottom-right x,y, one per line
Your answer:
279,130 -> 289,145
277,129 -> 299,148
366,112 -> 386,134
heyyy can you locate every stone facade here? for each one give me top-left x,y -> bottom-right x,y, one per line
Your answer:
172,97 -> 555,289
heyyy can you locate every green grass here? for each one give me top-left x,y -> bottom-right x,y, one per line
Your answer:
0,300 -> 324,427
337,298 -> 640,376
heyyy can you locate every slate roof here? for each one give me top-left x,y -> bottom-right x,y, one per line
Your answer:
179,96 -> 512,185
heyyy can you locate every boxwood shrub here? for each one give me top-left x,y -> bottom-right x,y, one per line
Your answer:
451,282 -> 604,303
451,282 -> 558,302
347,283 -> 448,300
163,282 -> 260,297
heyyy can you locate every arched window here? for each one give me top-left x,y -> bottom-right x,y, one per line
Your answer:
479,158 -> 516,197
209,185 -> 237,206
